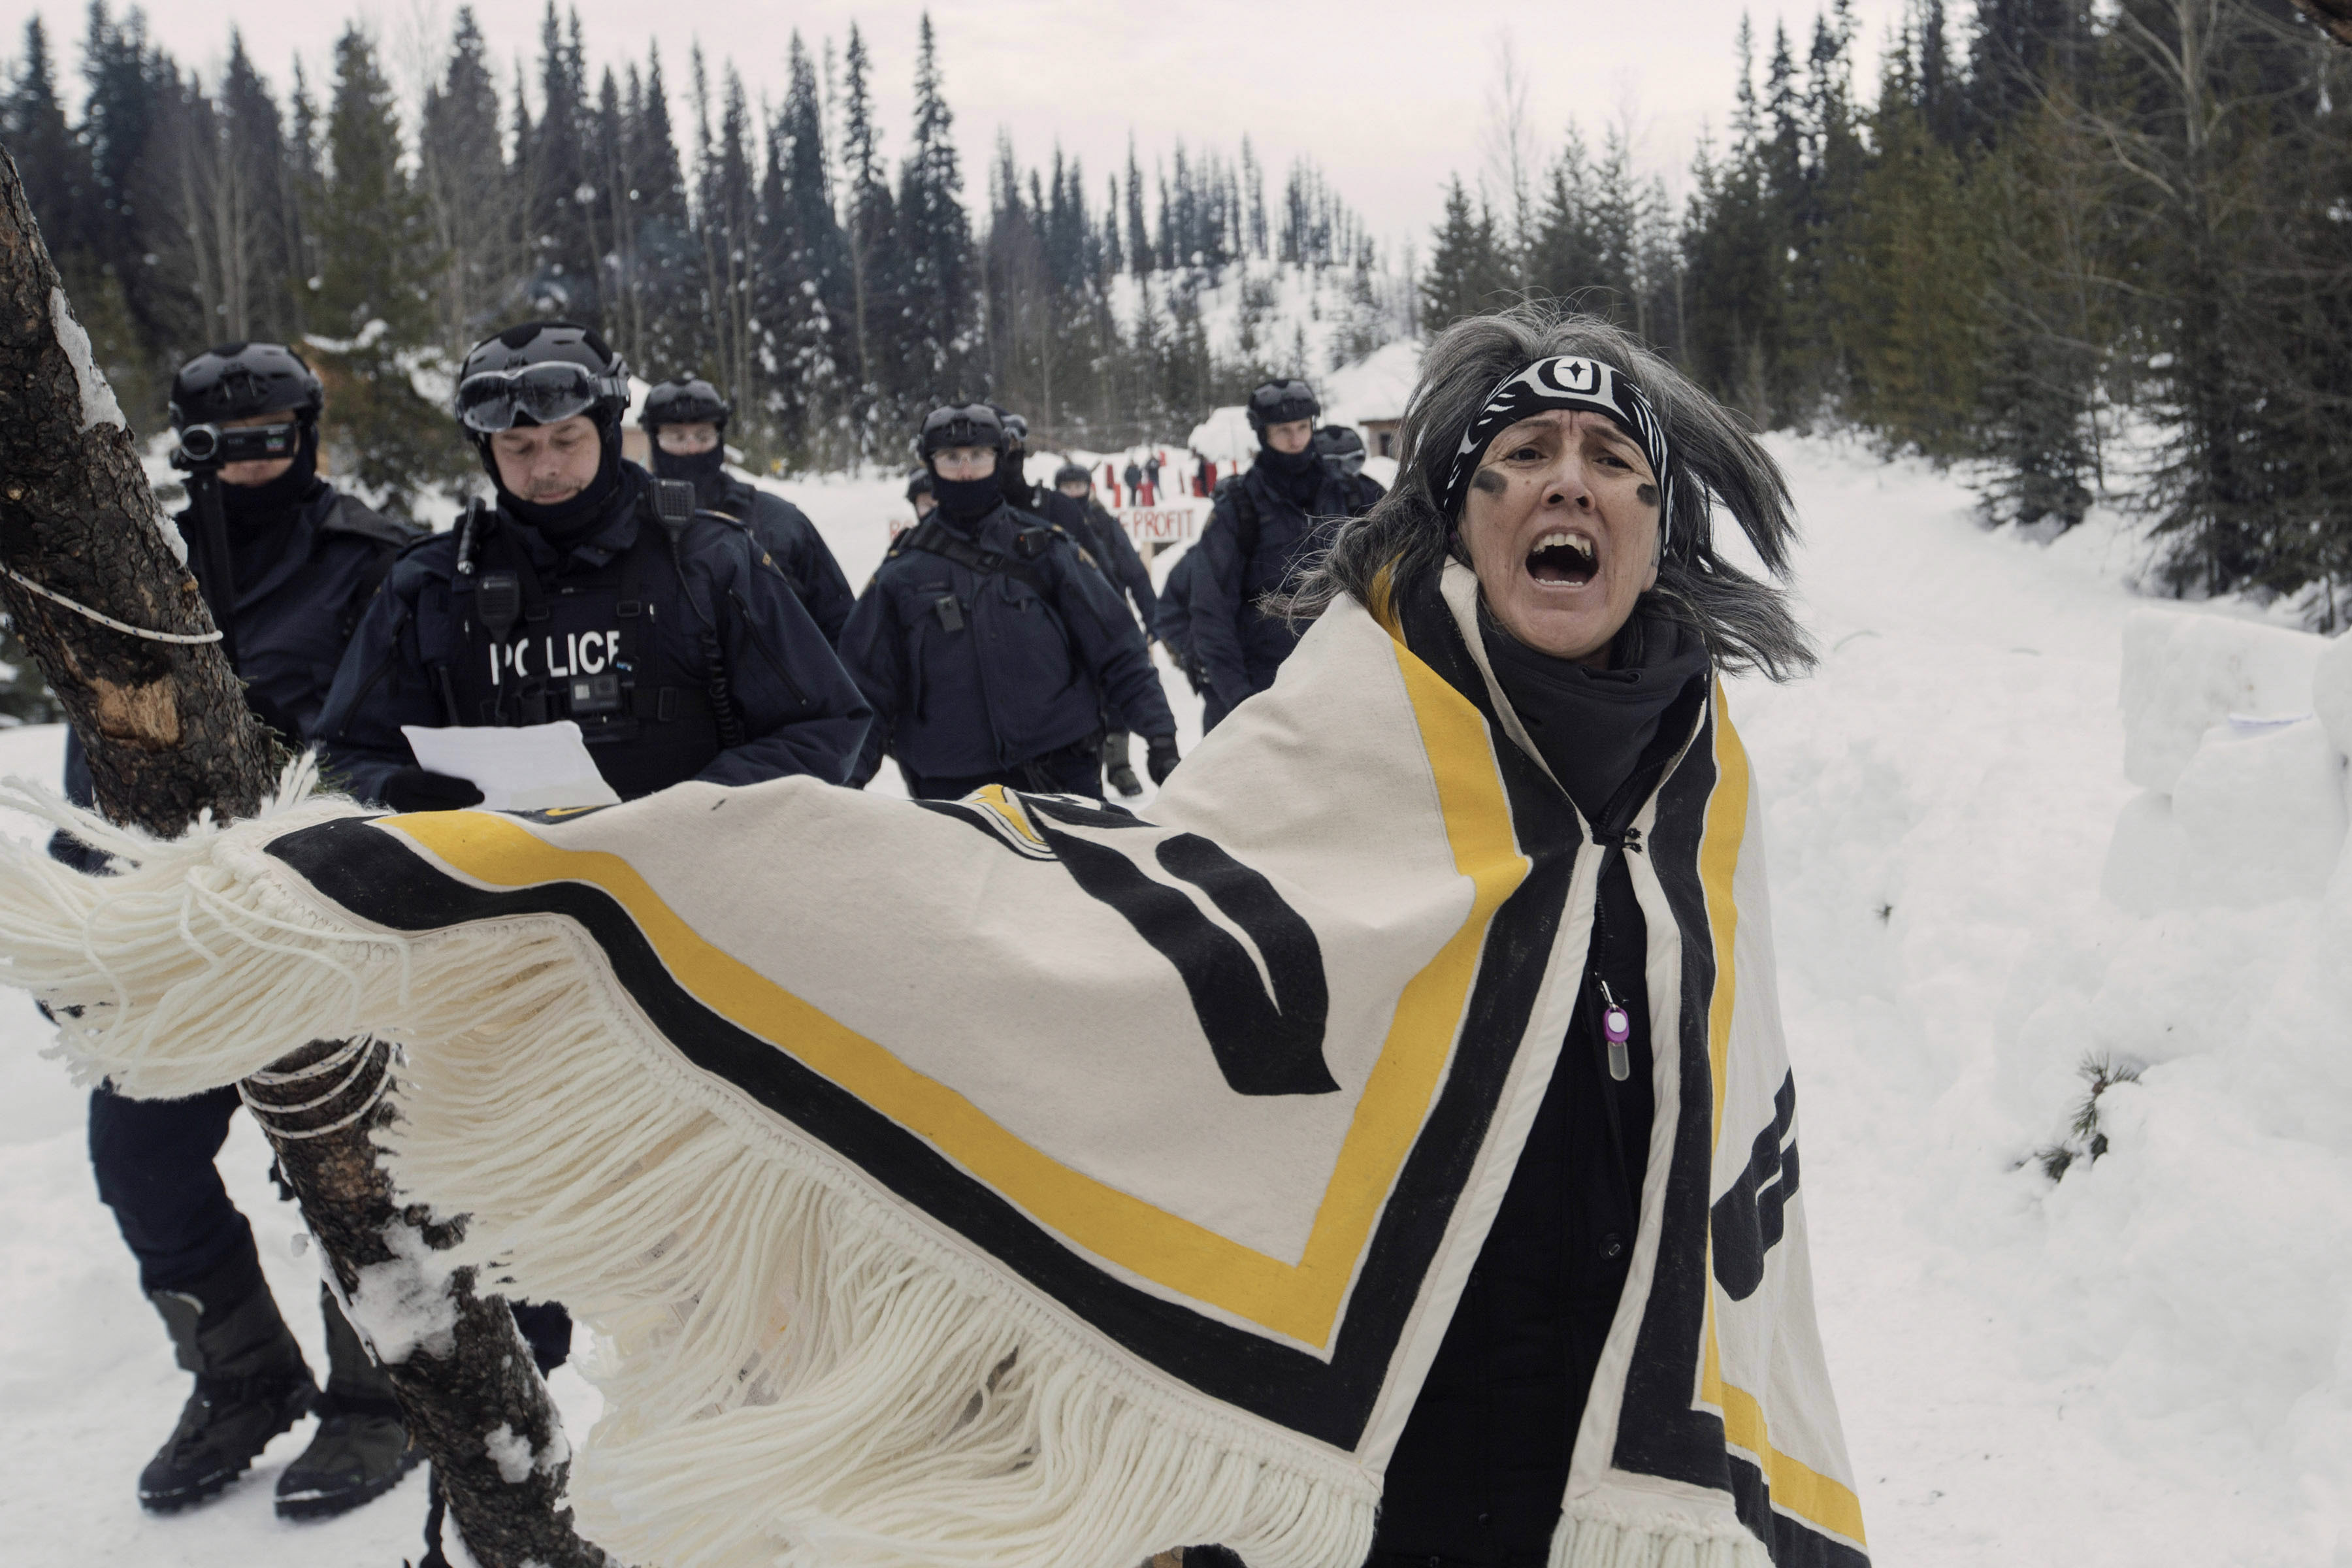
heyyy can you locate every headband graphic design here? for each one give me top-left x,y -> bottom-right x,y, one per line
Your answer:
1437,355 -> 1675,551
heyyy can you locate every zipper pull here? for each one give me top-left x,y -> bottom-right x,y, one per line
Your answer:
1600,980 -> 1631,1083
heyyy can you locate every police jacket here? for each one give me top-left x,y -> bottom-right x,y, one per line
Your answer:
1153,547 -> 1203,656
1188,451 -> 1377,713
1054,493 -> 1156,630
838,500 -> 1175,784
56,479 -> 416,868
696,472 -> 857,647
1372,613 -> 1709,1567
317,466 -> 870,806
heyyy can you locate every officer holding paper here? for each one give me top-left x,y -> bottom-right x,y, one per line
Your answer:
317,321 -> 868,811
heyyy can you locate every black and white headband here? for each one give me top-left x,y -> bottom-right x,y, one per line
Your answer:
1437,355 -> 1675,548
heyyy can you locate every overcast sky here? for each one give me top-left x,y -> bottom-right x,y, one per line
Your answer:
3,0 -> 1915,252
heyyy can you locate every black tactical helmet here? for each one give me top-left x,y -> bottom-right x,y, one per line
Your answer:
640,374 -> 730,431
999,410 -> 1029,449
906,466 -> 934,502
453,321 -> 630,436
1053,461 -> 1090,488
917,402 -> 1008,463
1246,378 -> 1320,433
1314,423 -> 1368,478
169,342 -> 323,432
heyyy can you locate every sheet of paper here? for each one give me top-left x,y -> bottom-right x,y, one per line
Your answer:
400,721 -> 623,812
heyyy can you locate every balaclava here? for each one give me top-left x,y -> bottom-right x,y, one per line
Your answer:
932,460 -> 1004,523
218,421 -> 322,526
1257,434 -> 1324,504
650,438 -> 728,508
495,414 -> 627,546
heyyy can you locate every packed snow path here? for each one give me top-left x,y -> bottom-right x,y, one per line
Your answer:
0,437 -> 2336,1565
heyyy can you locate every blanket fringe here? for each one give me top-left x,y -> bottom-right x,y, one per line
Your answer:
0,785 -> 1378,1568
1549,1503 -> 1774,1568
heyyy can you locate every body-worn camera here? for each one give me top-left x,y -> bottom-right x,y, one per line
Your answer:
171,421 -> 301,471
569,673 -> 625,715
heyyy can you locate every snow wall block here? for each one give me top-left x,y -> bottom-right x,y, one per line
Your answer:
2119,609 -> 2328,794
2314,629 -> 2352,764
2169,717 -> 2347,908
2100,789 -> 2185,914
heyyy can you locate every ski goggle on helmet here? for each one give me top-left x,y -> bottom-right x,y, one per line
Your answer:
1248,378 -> 1320,429
918,402 -> 1007,460
455,361 -> 632,434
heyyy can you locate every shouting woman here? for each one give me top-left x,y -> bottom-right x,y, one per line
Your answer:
0,306 -> 1863,1568
1284,306 -> 1840,1567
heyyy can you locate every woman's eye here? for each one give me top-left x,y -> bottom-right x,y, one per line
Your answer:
1510,446 -> 1543,461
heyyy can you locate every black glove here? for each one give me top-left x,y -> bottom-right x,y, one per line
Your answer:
380,767 -> 484,815
1146,734 -> 1181,785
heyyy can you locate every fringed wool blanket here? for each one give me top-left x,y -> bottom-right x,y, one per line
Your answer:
0,561 -> 1865,1568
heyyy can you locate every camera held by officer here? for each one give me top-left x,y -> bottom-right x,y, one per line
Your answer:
316,321 -> 872,817
838,402 -> 1179,800
639,374 -> 857,647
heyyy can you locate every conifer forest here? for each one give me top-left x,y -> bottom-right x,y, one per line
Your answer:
7,0 -> 2352,619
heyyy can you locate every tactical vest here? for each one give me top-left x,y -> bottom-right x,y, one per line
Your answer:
429,482 -> 738,802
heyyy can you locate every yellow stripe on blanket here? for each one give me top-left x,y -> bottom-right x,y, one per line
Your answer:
384,628 -> 1528,1352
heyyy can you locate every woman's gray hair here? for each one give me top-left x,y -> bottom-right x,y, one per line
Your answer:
1282,305 -> 1815,681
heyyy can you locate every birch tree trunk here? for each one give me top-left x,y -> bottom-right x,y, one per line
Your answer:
0,140 -> 608,1568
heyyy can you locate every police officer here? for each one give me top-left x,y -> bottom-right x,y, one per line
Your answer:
907,467 -> 936,523
1189,378 -> 1379,730
840,402 -> 1179,799
60,342 -> 426,1520
1154,546 -> 1209,700
318,320 -> 869,809
1037,460 -> 1158,797
638,374 -> 857,647
1313,423 -> 1388,510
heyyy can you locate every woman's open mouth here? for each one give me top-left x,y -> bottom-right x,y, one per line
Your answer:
1526,529 -> 1598,587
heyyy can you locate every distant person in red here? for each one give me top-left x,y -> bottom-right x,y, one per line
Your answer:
1123,457 -> 1143,508
1195,453 -> 1214,497
1103,460 -> 1120,506
1144,451 -> 1163,506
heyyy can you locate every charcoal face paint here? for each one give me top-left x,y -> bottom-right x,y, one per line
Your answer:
1637,483 -> 1660,507
1471,467 -> 1509,496
1438,355 -> 1676,553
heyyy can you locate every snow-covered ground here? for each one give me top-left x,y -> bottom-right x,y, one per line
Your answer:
1,435 -> 2344,1563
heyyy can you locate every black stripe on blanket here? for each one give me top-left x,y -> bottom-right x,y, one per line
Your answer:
1729,1456 -> 1872,1568
267,591 -> 1588,1452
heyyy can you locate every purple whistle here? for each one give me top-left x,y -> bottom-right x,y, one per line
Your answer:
1601,985 -> 1631,1083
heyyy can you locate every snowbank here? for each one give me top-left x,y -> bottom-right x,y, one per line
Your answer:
1989,611 -> 2352,1554
2106,612 -> 2345,910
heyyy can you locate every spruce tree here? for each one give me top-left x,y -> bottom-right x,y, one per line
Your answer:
521,3 -> 595,322
762,33 -> 854,466
216,36 -> 301,342
1420,176 -> 1512,331
1834,33 -> 1991,458
76,3 -> 173,416
895,14 -> 976,399
309,24 -> 462,511
419,7 -> 516,353
6,17 -> 93,270
839,22 -> 894,414
627,44 -> 697,378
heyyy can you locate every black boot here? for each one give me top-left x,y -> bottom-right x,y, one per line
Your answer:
276,1286 -> 421,1519
139,1242 -> 318,1512
1103,728 -> 1143,798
